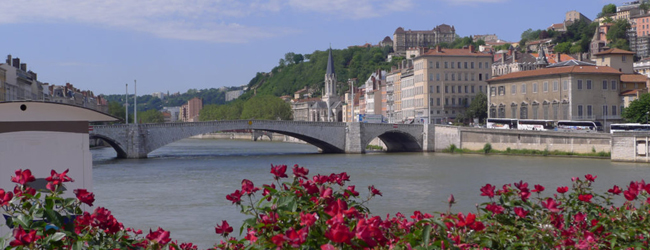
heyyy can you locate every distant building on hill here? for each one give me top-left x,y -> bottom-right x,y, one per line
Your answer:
392,24 -> 456,55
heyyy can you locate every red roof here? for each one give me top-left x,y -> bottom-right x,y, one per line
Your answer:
488,65 -> 622,82
421,47 -> 491,57
620,89 -> 640,96
593,48 -> 635,56
621,74 -> 649,83
530,53 -> 576,64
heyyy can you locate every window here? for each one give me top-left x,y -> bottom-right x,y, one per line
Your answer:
479,62 -> 482,69
563,103 -> 569,120
451,74 -> 455,81
498,86 -> 506,95
533,82 -> 538,93
471,85 -> 475,93
553,81 -> 558,92
522,83 -> 527,94
471,73 -> 475,81
577,80 -> 583,90
586,80 -> 592,89
602,80 -> 608,89
436,85 -> 440,93
464,62 -> 468,69
458,62 -> 461,69
444,62 -> 448,68
578,105 -> 583,116
587,105 -> 592,117
429,73 -> 433,81
543,104 -> 549,120
511,106 -> 517,119
479,86 -> 483,92
451,62 -> 454,69
532,105 -> 539,119
436,73 -> 440,81
471,62 -> 474,69
459,98 -> 463,106
543,81 -> 549,92
490,87 -> 496,96
430,98 -> 433,106
445,98 -> 449,105
458,73 -> 461,81
612,105 -> 617,116
563,80 -> 568,90
520,106 -> 528,119
553,103 -> 559,120
511,84 -> 517,94
452,98 -> 455,105
451,85 -> 455,93
601,57 -> 605,62
465,73 -> 468,81
436,61 -> 440,68
485,62 -> 488,68
445,73 -> 449,81
623,55 -> 627,62
445,86 -> 449,93
464,85 -> 468,93
611,80 -> 617,90
430,86 -> 433,93
479,74 -> 482,81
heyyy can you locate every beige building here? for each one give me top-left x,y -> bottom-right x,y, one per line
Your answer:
566,10 -> 592,23
409,46 -> 492,124
487,63 -> 622,126
181,97 -> 203,122
392,24 -> 456,55
593,48 -> 635,73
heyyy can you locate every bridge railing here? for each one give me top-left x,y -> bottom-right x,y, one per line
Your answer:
93,120 -> 350,130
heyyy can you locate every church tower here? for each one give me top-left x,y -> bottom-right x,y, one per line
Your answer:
323,46 -> 339,121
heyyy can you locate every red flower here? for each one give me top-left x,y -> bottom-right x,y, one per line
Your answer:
292,164 -> 309,179
514,180 -> 528,190
262,184 -> 275,201
584,174 -> 597,182
519,189 -> 531,202
241,179 -> 260,195
74,189 -> 95,206
270,164 -> 288,180
624,188 -> 638,201
0,189 -> 13,206
13,186 -> 35,199
226,190 -> 243,204
319,187 -> 333,199
215,220 -> 233,236
271,233 -> 286,246
344,185 -> 359,198
480,184 -> 495,198
532,184 -> 545,193
578,194 -> 593,202
557,186 -> 569,194
245,228 -> 258,243
369,185 -> 382,196
514,207 -> 528,218
285,227 -> 308,248
608,185 -> 622,195
11,169 -> 35,185
324,199 -> 348,217
542,198 -> 562,213
146,227 -> 171,245
324,222 -> 353,244
9,227 -> 41,247
455,212 -> 477,227
485,203 -> 504,215
300,212 -> 318,227
321,244 -> 337,250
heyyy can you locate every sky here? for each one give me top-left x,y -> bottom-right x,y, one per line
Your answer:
0,0 -> 631,96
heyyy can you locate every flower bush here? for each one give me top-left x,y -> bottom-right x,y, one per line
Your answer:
3,166 -> 650,249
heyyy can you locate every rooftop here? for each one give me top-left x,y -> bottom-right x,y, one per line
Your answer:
488,65 -> 622,82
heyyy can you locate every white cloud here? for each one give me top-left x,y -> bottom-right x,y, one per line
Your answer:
0,0 -> 412,42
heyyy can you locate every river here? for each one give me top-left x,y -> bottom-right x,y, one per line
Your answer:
91,138 -> 650,248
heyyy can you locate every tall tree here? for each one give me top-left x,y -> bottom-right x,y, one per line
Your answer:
464,92 -> 488,124
138,109 -> 165,123
598,4 -> 617,18
240,95 -> 292,120
622,93 -> 650,123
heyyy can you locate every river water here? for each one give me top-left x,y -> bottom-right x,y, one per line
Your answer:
91,138 -> 650,248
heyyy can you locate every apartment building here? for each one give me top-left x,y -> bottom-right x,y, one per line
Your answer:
410,45 -> 493,124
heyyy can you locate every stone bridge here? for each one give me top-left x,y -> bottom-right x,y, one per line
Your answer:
90,120 -> 435,158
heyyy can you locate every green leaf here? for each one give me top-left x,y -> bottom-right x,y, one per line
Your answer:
15,214 -> 32,228
421,225 -> 432,246
49,232 -> 66,242
44,208 -> 63,228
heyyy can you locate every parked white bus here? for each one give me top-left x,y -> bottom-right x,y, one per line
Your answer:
486,118 -> 518,129
610,123 -> 650,133
517,119 -> 556,131
556,120 -> 602,133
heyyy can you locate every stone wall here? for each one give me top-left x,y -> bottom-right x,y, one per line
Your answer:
612,133 -> 650,162
459,128 -> 611,154
434,125 -> 461,151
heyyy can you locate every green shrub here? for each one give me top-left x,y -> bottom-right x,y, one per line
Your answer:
506,147 -> 511,153
483,143 -> 492,154
448,144 -> 457,153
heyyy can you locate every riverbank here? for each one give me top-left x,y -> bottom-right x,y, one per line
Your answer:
441,143 -> 611,159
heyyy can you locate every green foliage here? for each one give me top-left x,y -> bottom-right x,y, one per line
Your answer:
240,95 -> 292,120
107,101 -> 131,123
492,44 -> 512,51
598,3 -> 617,18
199,99 -> 245,121
137,109 -> 165,123
642,2 -> 650,12
464,92 -> 488,124
483,143 -> 492,154
607,19 -> 631,43
245,46 -> 398,98
622,93 -> 650,123
103,88 -> 227,113
552,20 -> 598,53
447,144 -> 457,153
438,36 -> 483,50
554,42 -> 572,54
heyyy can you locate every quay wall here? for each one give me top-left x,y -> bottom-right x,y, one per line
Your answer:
435,126 -> 611,154
611,133 -> 650,162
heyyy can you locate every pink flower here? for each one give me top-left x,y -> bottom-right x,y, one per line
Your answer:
226,190 -> 243,204
300,212 -> 318,227
146,227 -> 171,245
542,198 -> 562,213
215,220 -> 233,236
324,222 -> 353,244
480,184 -> 495,198
514,207 -> 528,218
11,169 -> 35,185
532,184 -> 545,193
270,164 -> 288,180
485,203 -> 504,215
514,180 -> 528,190
9,227 -> 41,247
292,165 -> 309,179
344,185 -> 359,198
584,174 -> 597,182
241,179 -> 260,195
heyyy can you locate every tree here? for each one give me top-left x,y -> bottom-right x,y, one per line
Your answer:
292,54 -> 304,64
554,42 -> 572,54
598,4 -> 617,18
622,93 -> 650,123
607,19 -> 631,42
240,95 -> 292,120
464,92 -> 488,124
284,52 -> 296,65
642,2 -> 650,12
138,109 -> 165,123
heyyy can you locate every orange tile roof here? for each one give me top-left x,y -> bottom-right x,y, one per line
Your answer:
421,48 -> 492,57
530,53 -> 575,64
620,89 -> 640,96
593,48 -> 635,56
487,65 -> 622,82
621,74 -> 649,83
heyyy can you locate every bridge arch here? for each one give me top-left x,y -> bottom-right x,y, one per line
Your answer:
372,131 -> 422,152
358,124 -> 423,153
89,134 -> 128,158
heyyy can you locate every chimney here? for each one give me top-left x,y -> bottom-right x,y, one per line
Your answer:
20,63 -> 26,72
513,50 -> 517,62
6,55 -> 11,65
12,58 -> 20,68
436,45 -> 442,52
501,53 -> 505,64
557,53 -> 561,63
468,45 -> 475,52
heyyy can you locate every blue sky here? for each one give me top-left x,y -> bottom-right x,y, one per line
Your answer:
0,0 -> 627,96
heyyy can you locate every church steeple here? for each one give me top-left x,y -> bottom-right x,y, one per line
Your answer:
535,45 -> 549,69
326,45 -> 335,76
323,45 -> 339,121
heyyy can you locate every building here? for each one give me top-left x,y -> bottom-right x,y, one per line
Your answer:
0,67 -> 6,102
593,48 -> 635,74
408,45 -> 492,124
162,106 -> 181,122
473,34 -> 499,42
226,89 -> 244,102
590,23 -> 613,56
0,55 -> 42,101
487,62 -> 622,125
291,47 -> 343,122
180,97 -> 203,122
392,24 -> 456,55
566,10 -> 592,23
364,70 -> 387,116
152,92 -> 166,100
